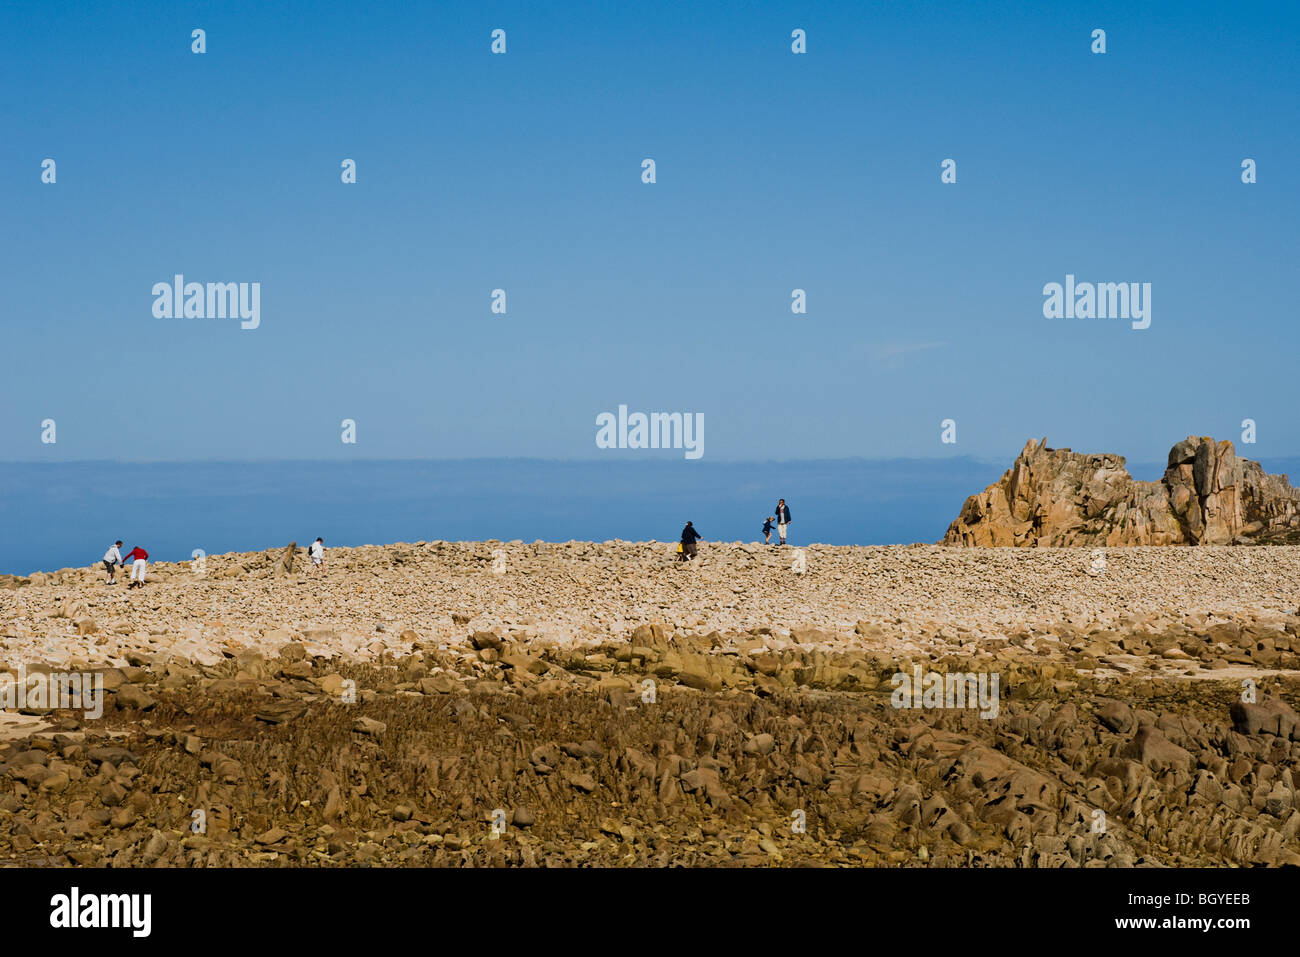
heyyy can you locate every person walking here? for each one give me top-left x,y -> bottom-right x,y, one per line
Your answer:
123,545 -> 149,589
309,537 -> 325,572
774,499 -> 792,545
762,517 -> 774,545
679,521 -> 702,562
102,541 -> 123,584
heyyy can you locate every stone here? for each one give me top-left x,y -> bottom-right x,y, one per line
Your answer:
1118,726 -> 1193,771
317,674 -> 347,696
418,674 -> 460,695
272,542 -> 297,577
680,766 -> 730,806
255,701 -> 309,724
255,827 -> 288,845
944,436 -> 1300,546
39,771 -> 70,792
323,787 -> 343,822
512,807 -> 536,827
679,668 -> 722,693
563,771 -> 597,792
278,660 -> 314,679
1096,700 -> 1134,733
115,685 -> 155,710
141,831 -> 169,861
353,717 -> 386,736
1230,696 -> 1300,740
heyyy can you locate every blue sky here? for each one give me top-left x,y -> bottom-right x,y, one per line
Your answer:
2,0 -> 1296,465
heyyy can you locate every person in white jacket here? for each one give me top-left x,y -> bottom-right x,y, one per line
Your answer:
309,537 -> 325,572
102,541 -> 123,584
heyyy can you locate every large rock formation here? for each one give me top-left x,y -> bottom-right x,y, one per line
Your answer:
943,436 -> 1300,546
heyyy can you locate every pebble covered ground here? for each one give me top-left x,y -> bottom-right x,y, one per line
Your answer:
1,541 -> 1299,867
3,541 -> 1298,666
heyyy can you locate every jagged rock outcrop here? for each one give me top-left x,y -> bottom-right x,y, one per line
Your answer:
943,436 -> 1300,546
274,541 -> 297,577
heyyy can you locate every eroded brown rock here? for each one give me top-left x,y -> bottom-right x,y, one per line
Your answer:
944,436 -> 1300,546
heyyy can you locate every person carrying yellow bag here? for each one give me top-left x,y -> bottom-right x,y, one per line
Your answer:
678,522 -> 702,562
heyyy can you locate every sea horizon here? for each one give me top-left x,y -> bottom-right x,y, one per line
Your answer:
6,452 -> 1299,577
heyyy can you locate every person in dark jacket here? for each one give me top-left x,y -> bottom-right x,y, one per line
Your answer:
774,499 -> 791,545
679,522 -> 702,561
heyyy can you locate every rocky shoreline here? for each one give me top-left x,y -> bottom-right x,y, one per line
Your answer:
2,540 -> 1300,866
3,540 -> 1298,666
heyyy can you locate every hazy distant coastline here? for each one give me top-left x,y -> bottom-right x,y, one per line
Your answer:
4,455 -> 1299,577
1,456 -> 995,575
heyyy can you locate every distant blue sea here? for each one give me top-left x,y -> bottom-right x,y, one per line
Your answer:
3,456 -> 1297,576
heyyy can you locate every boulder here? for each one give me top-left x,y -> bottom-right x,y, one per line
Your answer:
944,436 -> 1300,546
274,542 -> 297,577
1230,696 -> 1300,740
1118,726 -> 1193,771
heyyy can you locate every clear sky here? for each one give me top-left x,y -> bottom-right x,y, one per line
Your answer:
2,0 -> 1296,464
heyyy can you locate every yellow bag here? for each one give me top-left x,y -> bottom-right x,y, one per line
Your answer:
676,543 -> 683,553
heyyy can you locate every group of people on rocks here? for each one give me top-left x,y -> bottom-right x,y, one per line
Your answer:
100,541 -> 150,588
99,536 -> 327,585
98,507 -> 785,577
677,498 -> 792,562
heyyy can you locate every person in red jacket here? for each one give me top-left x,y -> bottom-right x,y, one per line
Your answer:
124,546 -> 149,588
